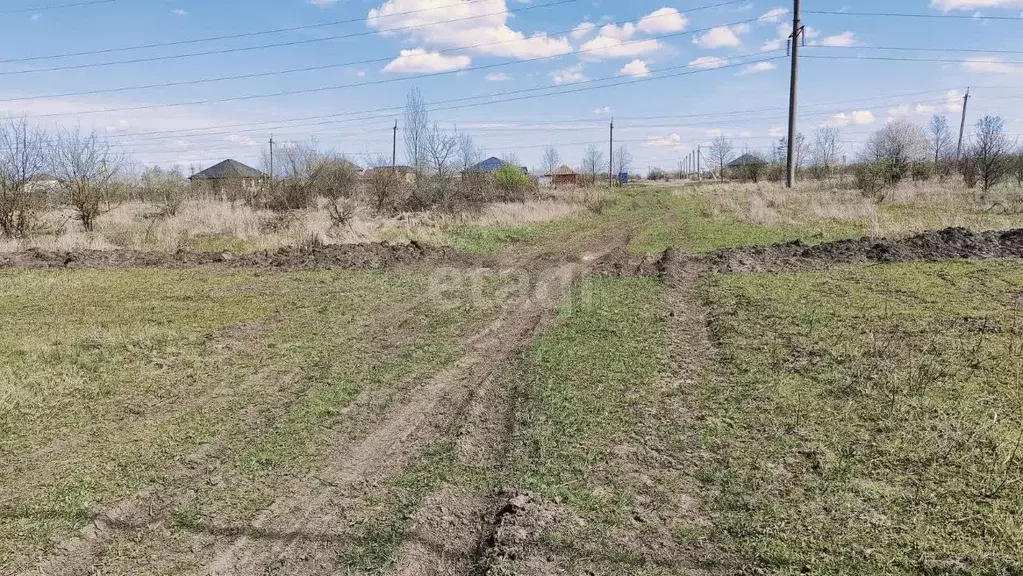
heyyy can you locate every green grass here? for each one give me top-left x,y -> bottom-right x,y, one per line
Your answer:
504,277 -> 712,573
699,260 -> 1023,574
0,267 -> 502,568
628,190 -> 866,254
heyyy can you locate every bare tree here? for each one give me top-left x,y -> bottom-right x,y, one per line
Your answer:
709,136 -> 734,179
0,116 -> 48,237
581,145 -> 604,185
613,145 -> 633,178
972,115 -> 1011,198
49,126 -> 123,232
313,154 -> 363,226
812,127 -> 842,178
862,120 -> 927,180
457,132 -> 483,172
404,87 -> 430,173
541,146 -> 560,184
140,165 -> 188,216
928,115 -> 952,165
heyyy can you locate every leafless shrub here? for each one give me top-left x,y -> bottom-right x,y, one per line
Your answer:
49,126 -> 124,232
313,155 -> 362,227
709,136 -> 735,179
141,165 -> 189,217
971,115 -> 1011,199
0,116 -> 47,238
581,145 -> 604,186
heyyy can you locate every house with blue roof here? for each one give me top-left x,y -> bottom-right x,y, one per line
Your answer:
462,157 -> 528,179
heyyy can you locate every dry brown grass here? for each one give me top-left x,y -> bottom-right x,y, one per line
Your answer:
0,195 -> 592,254
689,180 -> 1023,240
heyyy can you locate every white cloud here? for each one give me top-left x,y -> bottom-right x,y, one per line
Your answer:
579,34 -> 662,60
571,21 -> 596,40
382,48 -> 471,73
945,89 -> 966,111
368,0 -> 572,60
105,119 -> 131,133
693,24 -> 749,48
689,56 -> 728,69
768,126 -> 784,137
484,72 -> 512,81
593,105 -> 612,115
738,61 -> 776,75
915,104 -> 937,115
225,134 -> 261,147
758,7 -> 788,23
824,110 -> 876,127
551,63 -> 588,84
961,57 -> 1018,74
645,133 -> 683,149
618,59 -> 650,77
637,7 -> 688,34
816,31 -> 861,47
171,8 -> 188,16
931,0 -> 1023,10
739,131 -> 753,138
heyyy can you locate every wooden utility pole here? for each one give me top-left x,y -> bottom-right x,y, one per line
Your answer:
696,145 -> 701,180
785,0 -> 803,188
956,87 -> 971,159
269,134 -> 274,191
392,120 -> 398,171
609,118 -> 615,187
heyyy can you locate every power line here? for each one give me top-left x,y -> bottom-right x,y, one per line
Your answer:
113,55 -> 792,148
1,0 -> 115,14
0,1 -> 751,101
0,0 -> 498,63
804,54 -> 1023,65
805,9 -> 1023,21
811,45 -> 1023,56
0,0 -> 577,75
106,86 -> 961,146
21,36 -> 780,119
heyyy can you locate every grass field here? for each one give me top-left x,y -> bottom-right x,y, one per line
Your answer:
699,261 -> 1023,574
3,181 -> 1023,575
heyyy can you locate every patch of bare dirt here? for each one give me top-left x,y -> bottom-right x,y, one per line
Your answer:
0,241 -> 471,271
473,491 -> 566,575
700,227 -> 1023,274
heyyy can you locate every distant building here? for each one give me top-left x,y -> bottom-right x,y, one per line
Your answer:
546,165 -> 579,187
727,153 -> 767,170
463,157 -> 528,178
189,159 -> 266,201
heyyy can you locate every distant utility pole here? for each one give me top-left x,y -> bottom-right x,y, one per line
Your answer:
956,87 -> 971,159
269,134 -> 274,190
392,120 -> 398,171
785,0 -> 804,188
696,145 -> 701,180
609,118 -> 615,188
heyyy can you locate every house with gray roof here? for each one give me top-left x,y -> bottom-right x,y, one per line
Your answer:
189,159 -> 266,201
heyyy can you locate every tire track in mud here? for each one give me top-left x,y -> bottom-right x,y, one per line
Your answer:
13,293 -> 452,576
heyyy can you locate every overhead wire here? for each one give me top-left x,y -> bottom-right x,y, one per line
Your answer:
0,0 -> 753,101
0,0 -> 577,75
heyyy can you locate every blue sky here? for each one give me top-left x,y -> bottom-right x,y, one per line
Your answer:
2,0 -> 1022,173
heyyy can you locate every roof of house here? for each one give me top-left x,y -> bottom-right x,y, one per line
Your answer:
549,165 -> 577,176
189,159 -> 265,180
727,153 -> 767,168
468,157 -> 507,172
26,172 -> 58,182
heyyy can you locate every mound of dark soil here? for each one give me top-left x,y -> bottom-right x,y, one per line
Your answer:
0,241 -> 465,271
700,227 -> 1023,274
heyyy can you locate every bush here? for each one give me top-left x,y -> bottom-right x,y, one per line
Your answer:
141,166 -> 189,216
911,162 -> 933,182
494,163 -> 533,199
961,157 -> 979,189
855,158 -> 902,202
648,168 -> 668,181
0,188 -> 44,238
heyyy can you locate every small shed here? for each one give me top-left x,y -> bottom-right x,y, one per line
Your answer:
547,165 -> 579,186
